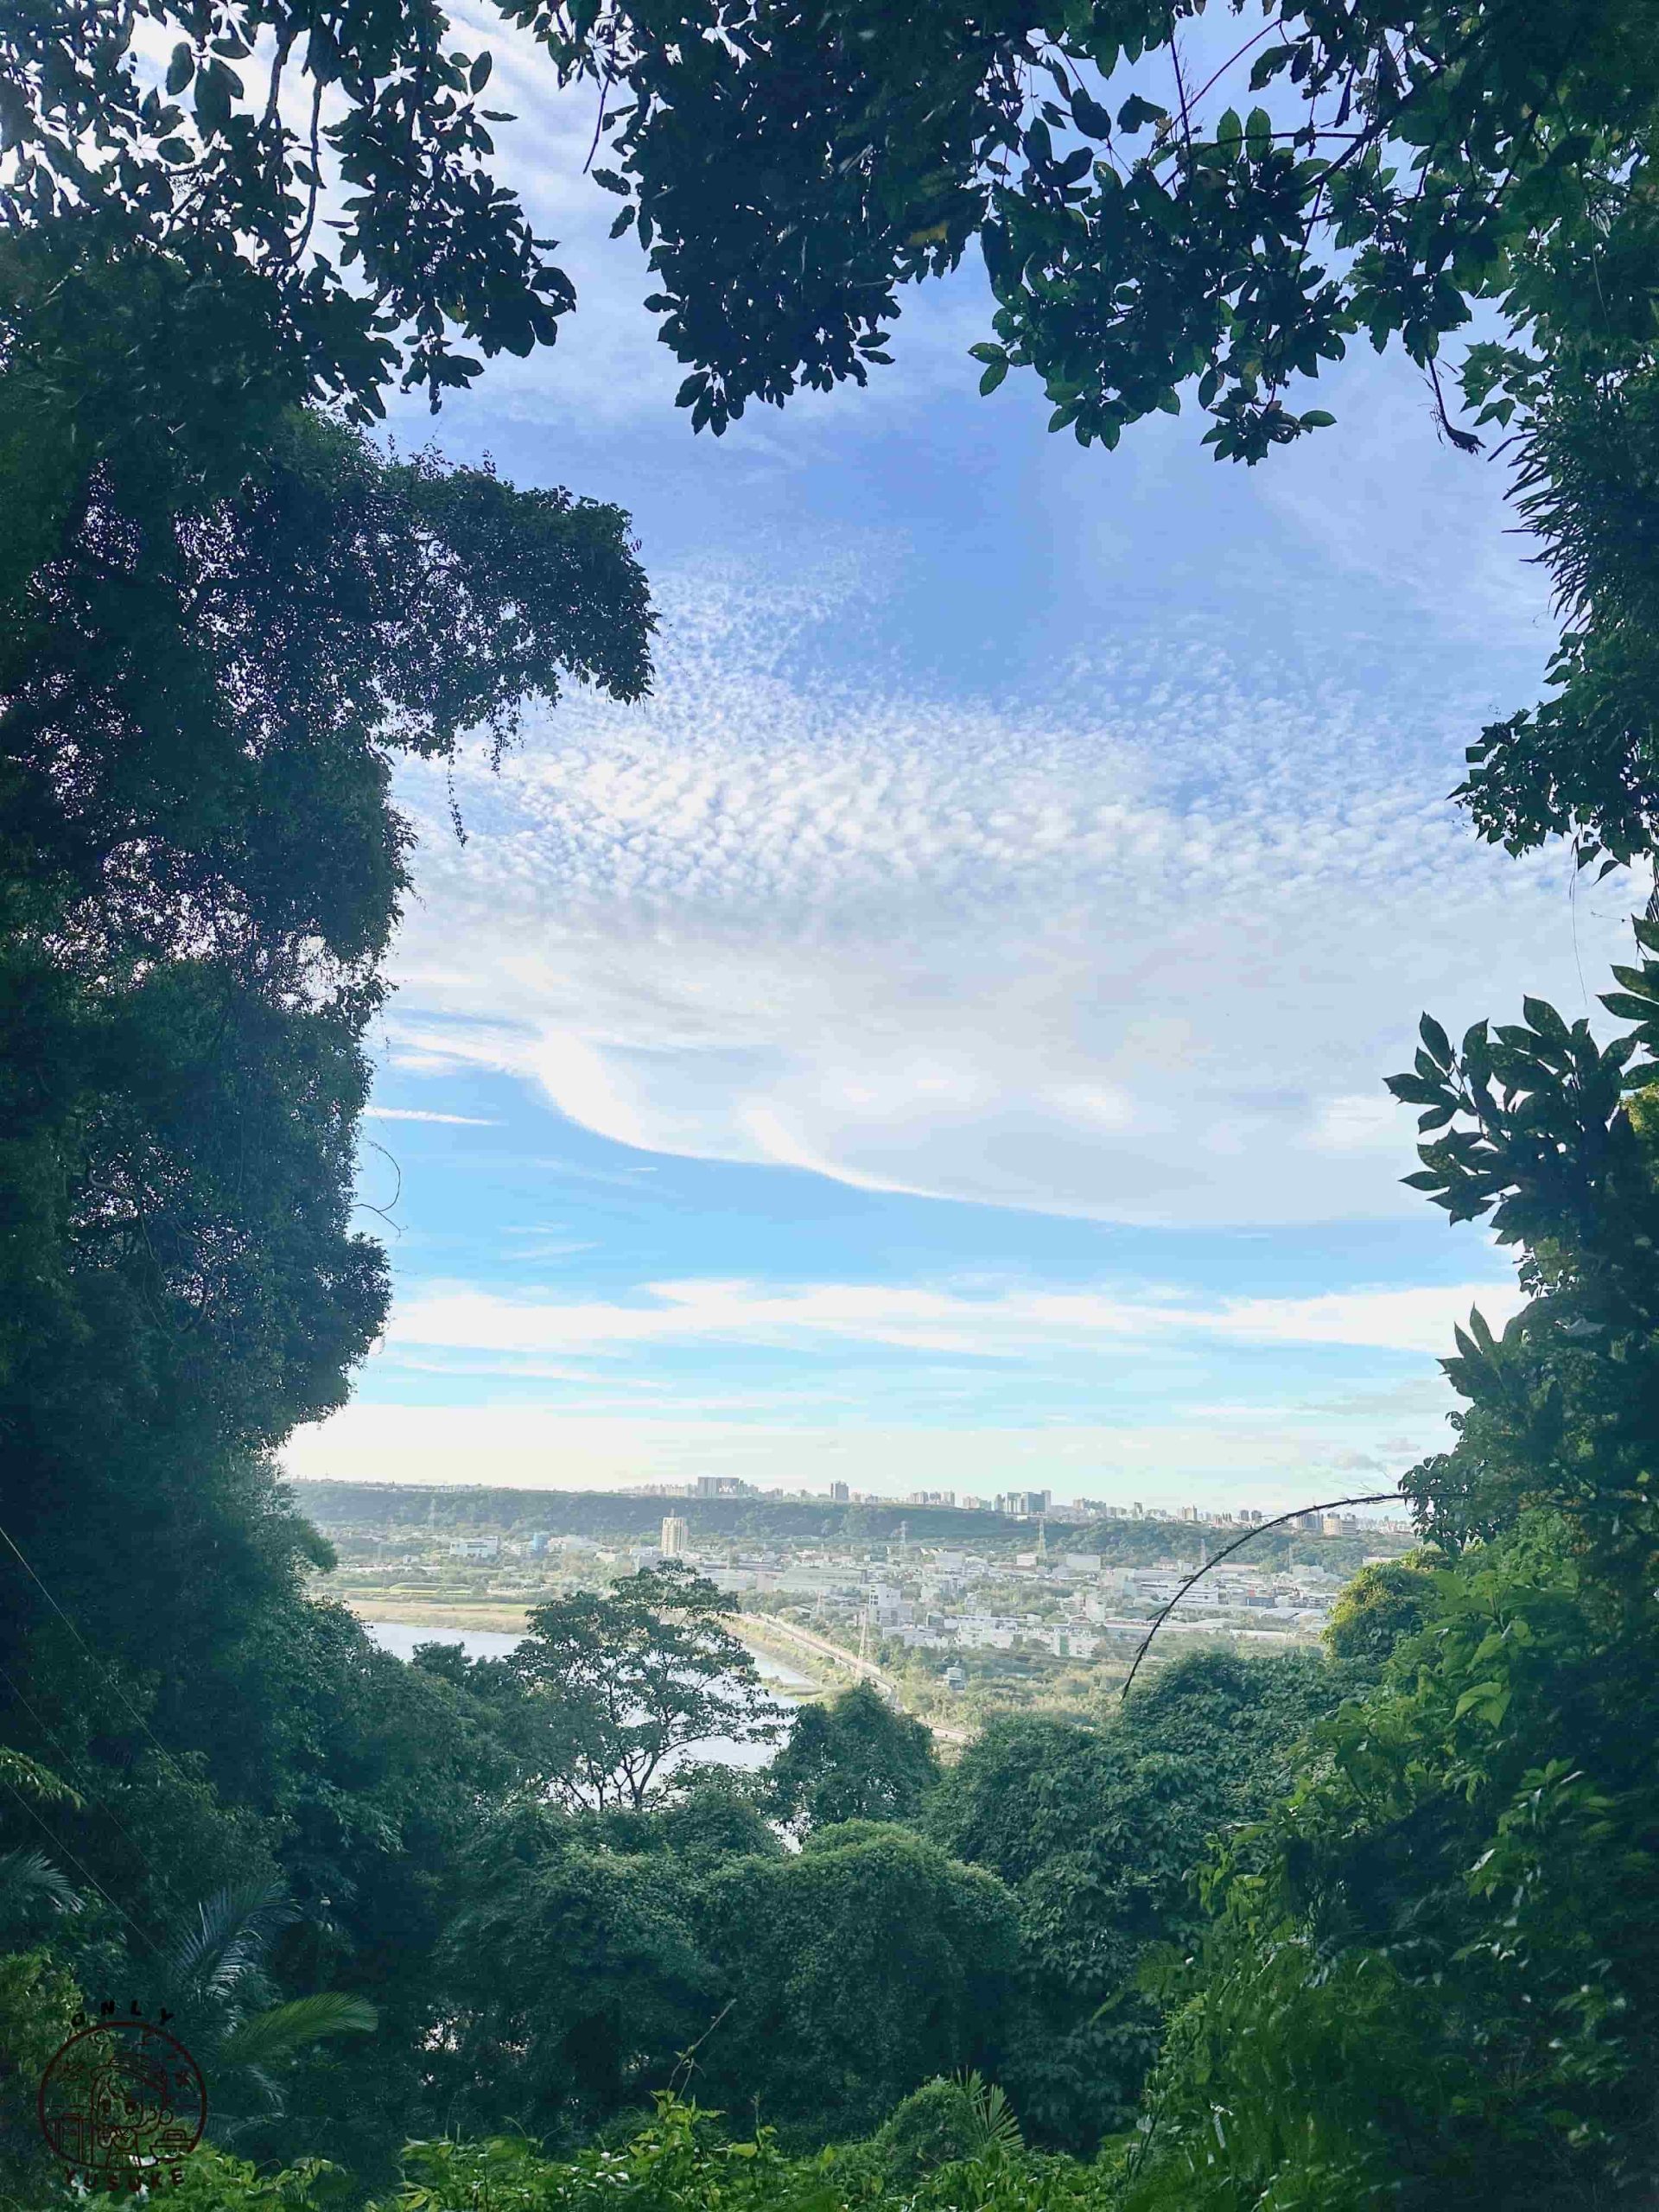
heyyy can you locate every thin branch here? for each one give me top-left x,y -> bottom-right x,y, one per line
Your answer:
1186,16 -> 1283,114
262,24 -> 297,132
582,54 -> 615,175
668,2000 -> 736,2094
1168,12 -> 1193,156
1426,349 -> 1482,453
292,75 -> 325,265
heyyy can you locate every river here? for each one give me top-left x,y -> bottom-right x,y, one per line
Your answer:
364,1619 -> 810,1774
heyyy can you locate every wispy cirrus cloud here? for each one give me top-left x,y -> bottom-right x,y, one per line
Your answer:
364,1107 -> 501,1126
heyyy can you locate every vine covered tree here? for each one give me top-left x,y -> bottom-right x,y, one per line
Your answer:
768,1681 -> 941,1830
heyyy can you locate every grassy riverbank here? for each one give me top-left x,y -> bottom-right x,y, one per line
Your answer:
344,1595 -> 534,1636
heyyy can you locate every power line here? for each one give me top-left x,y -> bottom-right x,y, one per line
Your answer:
0,1659 -> 174,1897
0,1515 -> 206,1807
0,1770 -> 162,1961
1119,1492 -> 1402,1701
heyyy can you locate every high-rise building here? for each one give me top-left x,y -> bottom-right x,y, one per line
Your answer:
828,1480 -> 850,1503
661,1515 -> 689,1558
997,1488 -> 1051,1517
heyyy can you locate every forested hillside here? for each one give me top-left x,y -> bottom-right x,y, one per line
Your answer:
296,1480 -> 1382,1570
4,0 -> 1659,2206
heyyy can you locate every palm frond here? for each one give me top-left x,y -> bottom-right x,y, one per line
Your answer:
955,2069 -> 1022,2155
0,1847 -> 82,1919
218,1993 -> 378,2068
169,1879 -> 297,1996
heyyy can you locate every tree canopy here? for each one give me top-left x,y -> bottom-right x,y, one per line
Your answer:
532,0 -> 1655,453
2,0 -> 574,414
0,386 -> 653,1783
14,0 -> 1654,881
767,1682 -> 941,1831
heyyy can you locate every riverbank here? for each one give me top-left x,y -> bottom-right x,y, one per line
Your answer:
346,1595 -> 535,1636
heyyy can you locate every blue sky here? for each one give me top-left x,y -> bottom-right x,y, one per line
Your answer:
282,11 -> 1639,1510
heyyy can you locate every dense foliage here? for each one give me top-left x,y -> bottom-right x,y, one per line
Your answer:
1,174 -> 652,2212
7,0 -> 1658,869
924,1653 -> 1332,2150
1100,950 -> 1659,2209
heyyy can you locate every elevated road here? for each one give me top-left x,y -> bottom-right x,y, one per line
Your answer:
734,1612 -> 972,1746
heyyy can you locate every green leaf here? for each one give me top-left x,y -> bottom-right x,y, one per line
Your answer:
470,52 -> 493,92
1386,1075 -> 1448,1106
1071,86 -> 1114,139
219,1994 -> 378,2067
1116,94 -> 1167,133
0,1749 -> 81,1807
164,42 -> 194,97
193,59 -> 237,139
1453,1681 -> 1510,1725
979,358 -> 1009,393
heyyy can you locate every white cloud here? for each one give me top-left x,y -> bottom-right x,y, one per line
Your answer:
364,1107 -> 500,1126
380,560 -> 1632,1225
379,1272 -> 1523,1363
